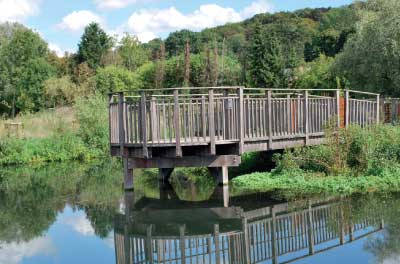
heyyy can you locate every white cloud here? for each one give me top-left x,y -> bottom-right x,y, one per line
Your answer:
0,0 -> 41,22
241,0 -> 274,19
64,215 -> 95,236
94,0 -> 141,9
0,237 -> 56,264
48,42 -> 65,57
120,1 -> 274,43
57,10 -> 103,32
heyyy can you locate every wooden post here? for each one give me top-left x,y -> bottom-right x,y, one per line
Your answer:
242,217 -> 250,264
307,201 -> 315,255
201,95 -> 207,141
140,91 -> 149,158
267,90 -> 273,149
146,225 -> 154,263
108,94 -> 113,146
118,92 -> 126,155
208,167 -> 229,185
336,89 -> 341,129
223,89 -> 229,139
214,224 -> 221,264
345,90 -> 350,127
376,94 -> 380,124
209,88 -> 216,155
271,207 -> 278,264
150,96 -> 158,142
123,157 -> 134,190
304,91 -> 309,145
174,89 -> 182,157
238,87 -> 244,154
179,225 -> 186,263
339,202 -> 345,245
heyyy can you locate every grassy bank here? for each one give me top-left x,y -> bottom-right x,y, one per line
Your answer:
232,124 -> 400,198
0,94 -> 108,166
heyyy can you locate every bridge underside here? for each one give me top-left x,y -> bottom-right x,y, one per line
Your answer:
111,135 -> 325,190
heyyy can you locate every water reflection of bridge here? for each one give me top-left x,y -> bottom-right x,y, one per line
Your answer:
114,189 -> 384,264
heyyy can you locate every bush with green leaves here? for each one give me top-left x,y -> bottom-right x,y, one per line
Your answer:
74,94 -> 109,155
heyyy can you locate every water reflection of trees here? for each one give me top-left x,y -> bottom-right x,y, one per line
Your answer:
0,159 -> 124,242
362,193 -> 400,263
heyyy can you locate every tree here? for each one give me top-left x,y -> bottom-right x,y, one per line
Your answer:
0,28 -> 54,116
165,30 -> 202,56
333,0 -> 400,95
247,25 -> 285,87
154,42 -> 166,89
294,55 -> 337,90
77,23 -> 112,70
118,33 -> 148,71
183,40 -> 191,87
94,65 -> 141,94
44,76 -> 84,107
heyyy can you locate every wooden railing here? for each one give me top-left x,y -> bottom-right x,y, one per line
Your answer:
114,199 -> 384,264
109,88 -> 380,155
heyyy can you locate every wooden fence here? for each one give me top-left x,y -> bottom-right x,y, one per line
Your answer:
109,88 -> 380,157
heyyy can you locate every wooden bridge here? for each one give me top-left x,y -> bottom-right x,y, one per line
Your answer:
114,191 -> 384,264
109,87 -> 380,189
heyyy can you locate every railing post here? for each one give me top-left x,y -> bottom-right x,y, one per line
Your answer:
345,90 -> 350,127
336,89 -> 341,129
267,90 -> 273,149
223,89 -> 229,140
179,225 -> 186,263
214,224 -> 220,264
376,94 -> 380,124
271,206 -> 278,264
238,87 -> 244,154
209,88 -> 216,155
118,92 -> 126,156
201,95 -> 207,141
307,201 -> 315,255
108,94 -> 113,146
174,89 -> 182,157
145,225 -> 154,263
242,217 -> 250,263
150,96 -> 158,142
304,91 -> 309,145
140,91 -> 149,158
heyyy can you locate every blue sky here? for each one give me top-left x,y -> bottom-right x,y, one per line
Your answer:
0,0 -> 353,56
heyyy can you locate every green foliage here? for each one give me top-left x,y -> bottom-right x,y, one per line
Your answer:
333,0 -> 400,95
44,76 -> 87,106
94,65 -> 141,94
0,132 -> 91,166
294,55 -> 337,89
77,23 -> 112,70
0,27 -> 54,116
118,33 -> 149,71
247,25 -> 285,87
74,94 -> 109,155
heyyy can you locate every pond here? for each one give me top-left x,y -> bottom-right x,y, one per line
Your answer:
0,160 -> 399,264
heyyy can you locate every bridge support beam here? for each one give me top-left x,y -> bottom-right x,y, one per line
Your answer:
208,166 -> 229,185
159,168 -> 174,183
123,157 -> 134,190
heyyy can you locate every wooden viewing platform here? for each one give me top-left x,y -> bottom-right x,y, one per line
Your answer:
109,87 -> 380,189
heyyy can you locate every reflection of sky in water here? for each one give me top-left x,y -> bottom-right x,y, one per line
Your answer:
0,206 -> 115,264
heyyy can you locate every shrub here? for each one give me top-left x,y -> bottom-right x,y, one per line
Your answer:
74,94 -> 108,155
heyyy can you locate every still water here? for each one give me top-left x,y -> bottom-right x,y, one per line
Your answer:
0,161 -> 399,264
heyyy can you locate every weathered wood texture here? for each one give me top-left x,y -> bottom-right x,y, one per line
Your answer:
109,88 -> 380,158
114,198 -> 383,264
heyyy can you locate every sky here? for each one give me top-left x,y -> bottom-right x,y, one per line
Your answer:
0,0 -> 353,56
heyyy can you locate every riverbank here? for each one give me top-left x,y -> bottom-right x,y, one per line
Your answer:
233,124 -> 400,198
0,95 -> 108,166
